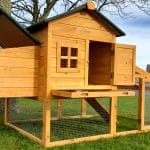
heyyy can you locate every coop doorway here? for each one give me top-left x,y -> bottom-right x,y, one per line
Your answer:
88,41 -> 112,85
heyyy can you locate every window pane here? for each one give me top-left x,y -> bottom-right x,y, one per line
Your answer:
61,59 -> 68,68
70,59 -> 77,68
61,47 -> 68,56
71,48 -> 78,56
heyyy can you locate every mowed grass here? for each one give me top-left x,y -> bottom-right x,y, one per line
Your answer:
0,96 -> 150,149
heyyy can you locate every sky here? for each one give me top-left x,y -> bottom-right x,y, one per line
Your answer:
105,9 -> 150,70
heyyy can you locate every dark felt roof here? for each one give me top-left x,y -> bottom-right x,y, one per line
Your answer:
27,4 -> 125,37
0,6 -> 40,48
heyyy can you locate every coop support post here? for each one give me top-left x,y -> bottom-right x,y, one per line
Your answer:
42,96 -> 50,147
81,98 -> 87,117
57,99 -> 63,119
4,97 -> 8,124
110,96 -> 117,136
138,78 -> 145,130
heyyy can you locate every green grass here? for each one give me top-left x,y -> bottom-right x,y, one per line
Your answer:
0,96 -> 150,149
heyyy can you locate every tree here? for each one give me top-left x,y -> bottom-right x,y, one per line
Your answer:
11,0 -> 150,26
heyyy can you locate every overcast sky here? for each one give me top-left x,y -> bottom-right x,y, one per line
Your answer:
105,10 -> 150,70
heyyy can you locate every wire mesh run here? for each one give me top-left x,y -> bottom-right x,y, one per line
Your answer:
145,82 -> 150,126
8,98 -> 43,139
50,98 -> 110,142
117,95 -> 139,132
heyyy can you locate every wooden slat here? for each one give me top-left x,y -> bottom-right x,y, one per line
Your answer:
0,46 -> 39,59
0,67 -> 38,77
51,85 -> 115,90
50,77 -> 84,86
0,88 -> 38,97
52,23 -> 115,43
52,90 -> 135,98
0,77 -> 38,88
0,57 -> 39,68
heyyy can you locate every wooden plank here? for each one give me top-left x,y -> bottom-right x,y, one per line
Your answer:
48,134 -> 111,148
0,88 -> 38,97
50,77 -> 84,86
52,90 -> 135,98
52,23 -> 115,43
113,44 -> 136,85
0,46 -> 39,59
0,77 -> 38,88
84,40 -> 89,85
0,57 -> 39,68
6,123 -> 42,144
51,85 -> 115,90
52,11 -> 115,36
0,67 -> 38,77
110,97 -> 117,136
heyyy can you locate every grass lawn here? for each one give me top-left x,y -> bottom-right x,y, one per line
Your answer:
0,96 -> 150,149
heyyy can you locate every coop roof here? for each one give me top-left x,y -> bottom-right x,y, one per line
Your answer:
27,4 -> 125,37
0,7 -> 40,48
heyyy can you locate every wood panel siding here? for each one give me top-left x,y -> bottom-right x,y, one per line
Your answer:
113,44 -> 136,85
0,46 -> 39,97
52,12 -> 116,43
49,36 -> 86,87
33,27 -> 48,100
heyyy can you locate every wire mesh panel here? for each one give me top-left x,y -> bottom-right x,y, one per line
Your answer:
8,98 -> 43,139
117,95 -> 139,132
145,82 -> 150,126
50,98 -> 110,142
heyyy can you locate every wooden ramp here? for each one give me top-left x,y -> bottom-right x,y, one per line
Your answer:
85,98 -> 109,122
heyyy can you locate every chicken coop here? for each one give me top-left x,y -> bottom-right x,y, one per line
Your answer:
0,1 -> 150,148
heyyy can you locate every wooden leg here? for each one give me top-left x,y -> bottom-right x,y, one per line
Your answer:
42,97 -> 50,146
81,98 -> 86,117
57,99 -> 63,119
138,78 -> 145,130
110,97 -> 117,136
4,98 -> 8,124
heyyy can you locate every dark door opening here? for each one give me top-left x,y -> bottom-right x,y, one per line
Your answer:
88,41 -> 112,85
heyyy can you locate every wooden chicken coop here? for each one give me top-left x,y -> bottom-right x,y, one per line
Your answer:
0,1 -> 150,148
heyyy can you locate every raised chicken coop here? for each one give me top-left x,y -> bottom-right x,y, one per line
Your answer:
0,1 -> 150,148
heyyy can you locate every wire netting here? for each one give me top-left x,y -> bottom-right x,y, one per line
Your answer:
117,95 -> 139,132
8,98 -> 43,139
50,98 -> 110,142
145,82 -> 150,126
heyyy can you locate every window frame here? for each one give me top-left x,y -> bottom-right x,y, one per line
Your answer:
57,41 -> 80,73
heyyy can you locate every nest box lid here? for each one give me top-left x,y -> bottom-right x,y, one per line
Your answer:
0,7 -> 40,48
27,2 -> 125,37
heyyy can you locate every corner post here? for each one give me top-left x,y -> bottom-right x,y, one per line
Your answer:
138,78 -> 145,130
110,96 -> 117,136
42,96 -> 50,147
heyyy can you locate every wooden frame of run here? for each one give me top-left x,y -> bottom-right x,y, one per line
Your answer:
3,81 -> 150,148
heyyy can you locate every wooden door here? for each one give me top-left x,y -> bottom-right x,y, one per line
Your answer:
113,44 -> 136,85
